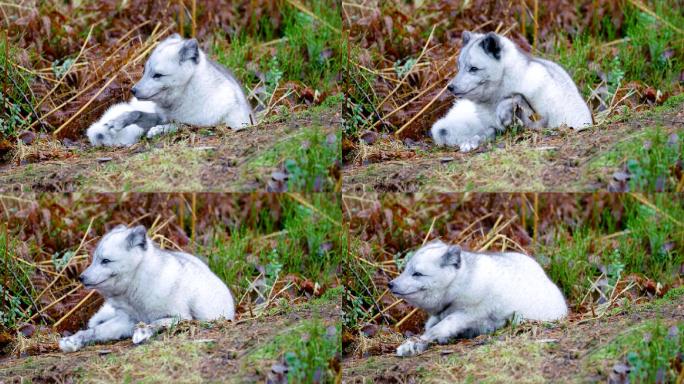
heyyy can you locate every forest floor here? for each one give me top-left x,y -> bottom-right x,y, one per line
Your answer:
342,97 -> 684,192
0,300 -> 339,383
0,109 -> 340,193
343,290 -> 684,383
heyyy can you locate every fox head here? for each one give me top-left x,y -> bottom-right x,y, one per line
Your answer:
447,31 -> 509,103
79,225 -> 150,296
388,240 -> 465,313
131,34 -> 202,108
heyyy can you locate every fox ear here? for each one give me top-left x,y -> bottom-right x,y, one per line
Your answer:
462,31 -> 472,46
179,38 -> 199,64
441,245 -> 462,269
480,32 -> 502,60
126,225 -> 148,251
168,33 -> 182,40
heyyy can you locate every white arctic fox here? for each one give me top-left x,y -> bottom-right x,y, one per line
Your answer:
59,225 -> 235,352
447,31 -> 593,130
86,98 -> 166,147
389,240 -> 567,357
131,34 -> 254,134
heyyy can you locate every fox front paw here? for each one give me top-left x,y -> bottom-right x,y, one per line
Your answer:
132,325 -> 154,344
396,337 -> 429,357
59,335 -> 84,353
458,136 -> 481,153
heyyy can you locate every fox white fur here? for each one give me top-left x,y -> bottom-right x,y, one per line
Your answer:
448,31 -> 592,130
86,98 -> 162,147
132,34 -> 254,131
430,99 -> 501,151
389,240 -> 567,357
59,225 -> 235,353
431,95 -> 539,150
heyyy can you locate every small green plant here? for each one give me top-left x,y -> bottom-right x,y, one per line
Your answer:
284,320 -> 339,383
625,321 -> 683,383
625,128 -> 682,192
0,229 -> 35,331
0,38 -> 34,139
284,128 -> 340,192
342,288 -> 367,330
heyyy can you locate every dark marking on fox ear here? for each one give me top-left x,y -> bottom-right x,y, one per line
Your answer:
480,32 -> 501,60
441,245 -> 462,268
179,38 -> 199,64
462,31 -> 472,46
127,225 -> 147,251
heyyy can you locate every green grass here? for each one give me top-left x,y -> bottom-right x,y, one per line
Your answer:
0,227 -> 36,333
212,0 -> 342,95
541,194 -> 684,305
247,125 -> 340,192
207,194 -> 343,300
557,0 -> 684,98
587,123 -> 683,192
0,37 -> 35,142
589,320 -> 684,383
249,318 -> 340,383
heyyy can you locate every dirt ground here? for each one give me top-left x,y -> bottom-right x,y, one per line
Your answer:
342,101 -> 684,192
342,297 -> 683,383
0,111 -> 339,192
0,301 -> 339,383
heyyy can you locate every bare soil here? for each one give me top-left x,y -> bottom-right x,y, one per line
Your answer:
342,299 -> 683,383
0,302 -> 339,383
0,112 -> 339,192
342,102 -> 684,192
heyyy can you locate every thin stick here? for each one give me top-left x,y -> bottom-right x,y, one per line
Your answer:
533,193 -> 539,244
369,299 -> 403,322
36,25 -> 94,109
395,307 -> 419,329
378,25 -> 436,111
29,285 -> 81,321
285,0 -> 340,33
191,193 -> 197,246
286,193 -> 341,227
35,217 -> 95,302
533,0 -> 538,50
53,290 -> 96,328
394,83 -> 449,137
179,0 -> 185,37
422,215 -> 441,246
630,193 -> 684,227
627,0 -> 684,35
191,0 -> 196,38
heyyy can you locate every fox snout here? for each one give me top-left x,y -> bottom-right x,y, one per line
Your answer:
131,86 -> 139,97
388,280 -> 395,290
447,83 -> 456,94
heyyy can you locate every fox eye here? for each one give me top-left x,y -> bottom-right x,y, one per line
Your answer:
152,73 -> 165,79
101,258 -> 112,265
468,66 -> 479,73
412,272 -> 424,277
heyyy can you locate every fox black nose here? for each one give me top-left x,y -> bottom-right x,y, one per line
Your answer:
131,87 -> 138,97
78,275 -> 85,283
388,281 -> 394,290
447,84 -> 455,94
